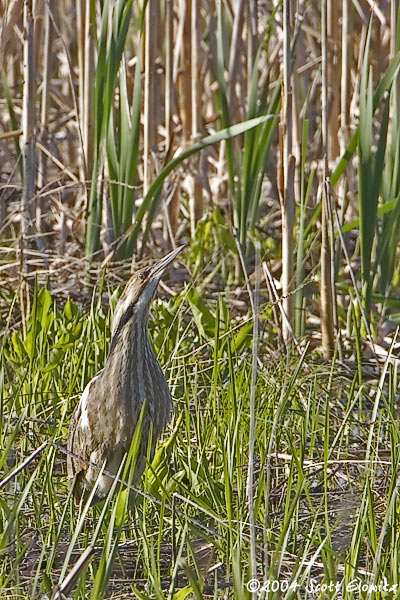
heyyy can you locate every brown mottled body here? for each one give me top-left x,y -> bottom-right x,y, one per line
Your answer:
67,246 -> 183,504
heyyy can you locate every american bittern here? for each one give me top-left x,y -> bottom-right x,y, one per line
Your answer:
67,246 -> 184,504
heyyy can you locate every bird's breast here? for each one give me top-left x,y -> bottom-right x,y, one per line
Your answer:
103,327 -> 173,444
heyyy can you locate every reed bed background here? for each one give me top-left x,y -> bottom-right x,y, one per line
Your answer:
1,0 -> 400,598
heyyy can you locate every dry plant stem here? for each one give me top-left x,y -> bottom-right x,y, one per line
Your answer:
340,0 -> 349,144
292,54 -> 301,218
76,0 -> 85,179
51,545 -> 95,600
75,0 -> 94,182
0,129 -> 23,140
320,173 -> 335,357
0,440 -> 49,490
191,0 -> 199,140
279,147 -> 295,338
165,0 -> 173,152
165,0 -> 179,235
228,0 -> 245,112
279,0 -> 295,344
321,0 -> 328,155
21,0 -> 36,279
327,0 -> 340,159
391,1 -> 398,58
190,0 -> 202,235
37,0 -> 52,198
36,141 -> 79,182
179,0 -> 201,237
83,0 -> 94,178
247,0 -> 257,98
320,0 -> 334,358
181,0 -> 192,141
365,0 -> 386,25
144,0 -> 158,194
337,0 -> 349,278
326,180 -> 341,358
76,0 -> 94,184
162,185 -> 178,247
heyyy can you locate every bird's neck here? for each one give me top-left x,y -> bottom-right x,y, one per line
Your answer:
104,312 -> 171,429
108,315 -> 153,363
105,317 -> 161,417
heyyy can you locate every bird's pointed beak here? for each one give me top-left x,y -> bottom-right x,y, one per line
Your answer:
145,245 -> 185,283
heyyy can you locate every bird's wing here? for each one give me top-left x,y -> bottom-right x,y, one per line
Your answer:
67,399 -> 85,478
67,373 -> 102,483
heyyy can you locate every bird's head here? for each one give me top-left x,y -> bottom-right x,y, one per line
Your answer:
111,245 -> 185,339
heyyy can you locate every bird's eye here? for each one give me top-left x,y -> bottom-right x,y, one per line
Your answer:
138,268 -> 149,280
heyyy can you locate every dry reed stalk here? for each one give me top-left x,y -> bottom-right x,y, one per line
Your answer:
292,50 -> 301,237
327,0 -> 340,159
51,546 -> 95,599
21,0 -> 36,269
228,0 -> 245,118
165,0 -> 180,236
165,0 -> 173,152
177,0 -> 200,236
279,0 -> 295,344
335,0 -> 350,315
76,0 -> 85,177
390,0 -> 398,58
191,0 -> 200,146
190,0 -> 202,235
180,0 -> 192,142
320,0 -> 334,358
340,0 -> 349,154
37,0 -> 52,239
247,0 -> 257,98
144,0 -> 159,195
321,0 -> 328,157
76,0 -> 94,182
83,0 -> 94,178
58,1 -> 75,167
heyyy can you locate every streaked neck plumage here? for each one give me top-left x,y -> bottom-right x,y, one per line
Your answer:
105,280 -> 164,415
